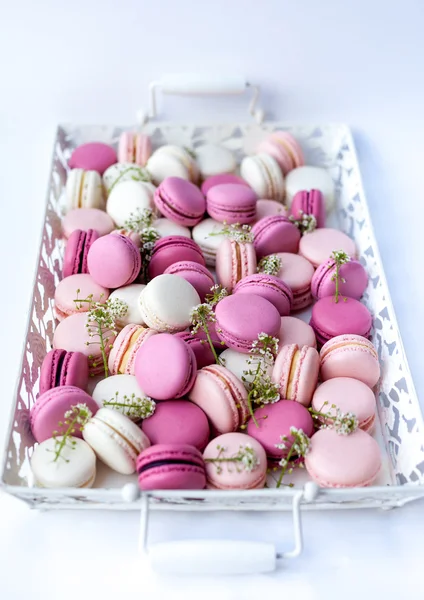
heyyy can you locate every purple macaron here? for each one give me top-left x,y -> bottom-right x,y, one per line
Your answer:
164,261 -> 215,302
233,273 -> 293,316
148,236 -> 205,279
68,142 -> 117,175
252,216 -> 301,258
137,443 -> 207,490
290,189 -> 326,228
154,177 -> 206,227
39,350 -> 89,395
206,184 -> 257,224
63,229 -> 99,278
311,257 -> 368,300
87,233 -> 141,288
310,297 -> 373,346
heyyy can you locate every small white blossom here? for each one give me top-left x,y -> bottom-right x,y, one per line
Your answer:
258,255 -> 281,276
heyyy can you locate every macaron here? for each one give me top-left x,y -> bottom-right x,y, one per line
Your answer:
137,444 -> 206,490
255,199 -> 288,221
31,437 -> 96,489
118,131 -> 152,166
92,374 -> 153,421
87,234 -> 141,288
108,324 -> 157,375
148,236 -> 205,279
206,184 -> 257,224
54,273 -> 109,320
319,334 -> 380,388
62,208 -> 115,239
240,153 -> 285,202
83,408 -> 150,475
215,238 -> 257,292
68,142 -> 117,175
108,284 -> 146,327
63,229 -> 99,278
203,432 -> 267,489
39,350 -> 89,395
102,162 -> 151,196
290,189 -> 325,228
233,273 -> 293,316
252,216 -> 301,258
192,218 -> 227,266
215,294 -> 281,353
141,400 -> 210,450
110,227 -> 141,247
195,143 -> 236,179
53,312 -> 116,376
273,252 -> 315,310
304,428 -> 381,487
256,131 -> 304,175
147,145 -> 199,184
30,386 -> 99,443
299,228 -> 357,267
278,317 -> 317,350
310,297 -> 373,346
139,274 -> 201,333
219,348 -> 272,389
106,180 -> 156,227
66,169 -> 104,211
285,166 -> 335,213
153,218 -> 191,239
272,344 -> 320,407
311,257 -> 368,301
154,177 -> 205,227
201,174 -> 249,196
188,365 -> 248,433
246,400 -> 314,463
176,330 -> 222,369
312,377 -> 376,432
135,333 -> 197,400
164,261 -> 215,302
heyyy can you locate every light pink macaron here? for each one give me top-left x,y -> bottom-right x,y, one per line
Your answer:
255,199 -> 288,221
320,334 -> 380,388
215,238 -> 257,292
299,228 -> 357,268
87,234 -> 141,288
118,131 -> 152,166
54,273 -> 109,321
164,261 -> 215,302
256,131 -> 304,175
274,252 -> 315,310
272,344 -> 320,407
62,208 -> 115,239
108,324 -> 158,375
278,317 -> 317,350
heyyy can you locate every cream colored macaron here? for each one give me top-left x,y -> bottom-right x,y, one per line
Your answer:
66,168 -> 104,211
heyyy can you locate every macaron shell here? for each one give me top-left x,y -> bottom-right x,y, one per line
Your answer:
240,153 -> 284,202
201,174 -> 249,196
108,284 -> 146,327
219,348 -> 272,387
102,163 -> 151,195
108,324 -> 157,376
278,317 -> 317,350
192,218 -> 226,266
310,297 -> 373,346
257,131 -> 304,174
206,184 -> 257,224
62,208 -> 115,239
59,351 -> 89,390
106,180 -> 156,228
255,199 -> 288,221
63,229 -> 85,278
147,146 -> 195,184
164,261 -> 215,302
54,273 -> 109,320
87,234 -> 141,288
304,428 -> 381,487
91,374 -> 147,419
233,273 -> 292,316
195,144 -> 236,179
69,142 -> 117,175
153,218 -> 191,239
285,166 -> 335,212
320,334 -> 380,388
299,228 -> 357,267
215,239 -> 257,292
252,216 -> 301,258
290,189 -> 325,229
39,349 -> 64,394
272,344 -> 319,406
311,258 -> 368,300
176,331 -> 219,369
137,444 -> 206,490
148,236 -> 205,279
154,177 -> 206,226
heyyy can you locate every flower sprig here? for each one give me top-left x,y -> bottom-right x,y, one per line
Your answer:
242,333 -> 280,428
74,292 -> 128,377
103,392 -> 156,420
49,403 -> 92,463
309,401 -> 358,435
331,250 -> 350,303
108,166 -> 151,196
124,208 -> 160,283
204,444 -> 260,474
289,211 -> 317,234
257,255 -> 281,276
274,427 -> 311,488
190,285 -> 228,365
210,222 -> 253,243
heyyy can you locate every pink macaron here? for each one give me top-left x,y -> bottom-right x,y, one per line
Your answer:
290,189 -> 325,228
154,177 -> 206,226
319,334 -> 380,388
137,444 -> 206,491
135,333 -> 197,400
175,331 -> 219,369
148,236 -> 205,280
215,294 -> 281,353
299,228 -> 357,267
87,234 -> 141,288
188,365 -> 248,434
311,257 -> 368,301
252,216 -> 301,259
310,297 -> 373,347
256,131 -> 304,175
274,252 -> 315,311
206,184 -> 257,224
233,273 -> 293,316
108,324 -> 158,376
68,142 -> 117,175
39,350 -> 89,395
247,400 -> 314,463
141,400 -> 210,451
203,432 -> 267,489
255,199 -> 288,221
278,317 -> 317,350
62,208 -> 115,239
305,428 -> 381,488
215,238 -> 257,292
54,273 -> 110,320
118,131 -> 152,166
272,344 -> 320,407
63,229 -> 99,278
164,261 -> 215,302
201,174 -> 250,196
30,385 -> 99,443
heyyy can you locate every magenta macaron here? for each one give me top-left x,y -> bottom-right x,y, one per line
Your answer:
87,233 -> 141,288
252,216 -> 301,259
290,189 -> 325,228
175,331 -> 219,369
154,177 -> 206,226
148,236 -> 205,280
137,444 -> 206,490
164,260 -> 215,302
63,229 -> 99,278
39,350 -> 89,395
206,183 -> 257,224
135,333 -> 197,400
310,297 -> 373,347
233,273 -> 293,316
201,174 -> 250,196
311,256 -> 368,301
68,142 -> 117,175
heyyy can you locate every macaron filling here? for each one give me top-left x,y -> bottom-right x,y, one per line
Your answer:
137,457 -> 203,474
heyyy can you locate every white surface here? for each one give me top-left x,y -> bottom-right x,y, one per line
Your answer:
1,0 -> 424,598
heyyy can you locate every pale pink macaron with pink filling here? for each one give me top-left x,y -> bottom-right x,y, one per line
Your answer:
319,334 -> 380,388
256,131 -> 304,175
118,131 -> 152,166
252,216 -> 301,259
54,273 -> 109,321
215,238 -> 257,292
203,432 -> 267,489
273,252 -> 315,310
272,344 -> 320,407
87,233 -> 141,288
278,317 -> 317,350
164,261 -> 215,302
108,324 -> 158,375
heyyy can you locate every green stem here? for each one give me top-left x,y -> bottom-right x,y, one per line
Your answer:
97,323 -> 109,378
334,261 -> 340,303
53,415 -> 78,462
109,166 -> 148,196
201,317 -> 222,365
247,359 -> 263,427
204,457 -> 242,465
275,447 -> 294,489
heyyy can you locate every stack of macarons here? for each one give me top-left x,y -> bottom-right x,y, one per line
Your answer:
29,130 -> 383,493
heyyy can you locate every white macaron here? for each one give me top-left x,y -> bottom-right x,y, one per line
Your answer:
146,145 -> 199,185
92,374 -> 154,421
192,218 -> 226,266
102,162 -> 151,196
66,168 -> 104,211
153,218 -> 191,239
109,284 -> 146,327
194,143 -> 236,179
220,348 -> 272,390
240,153 -> 285,202
106,180 -> 156,227
285,166 -> 335,212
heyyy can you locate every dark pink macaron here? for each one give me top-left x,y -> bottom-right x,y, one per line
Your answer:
154,177 -> 206,227
63,229 -> 99,278
206,183 -> 257,224
164,261 -> 215,302
311,257 -> 368,300
142,400 -> 210,451
310,296 -> 373,347
68,142 -> 117,175
252,216 -> 301,258
39,349 -> 89,395
215,294 -> 281,353
175,331 -> 218,369
135,333 -> 197,400
201,174 -> 250,196
290,189 -> 326,228
87,233 -> 141,288
233,273 -> 293,316
148,236 -> 205,279
30,386 -> 99,443
137,444 -> 207,490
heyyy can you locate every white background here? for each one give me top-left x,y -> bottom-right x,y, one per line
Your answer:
1,1 -> 424,597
